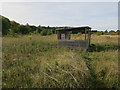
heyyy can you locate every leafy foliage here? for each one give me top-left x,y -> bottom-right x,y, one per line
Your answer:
1,16 -> 11,35
77,32 -> 82,36
40,29 -> 47,36
47,29 -> 53,35
10,21 -> 20,33
18,25 -> 31,34
2,15 -> 118,37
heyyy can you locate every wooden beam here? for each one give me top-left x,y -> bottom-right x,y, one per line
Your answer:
69,31 -> 71,40
85,29 -> 87,40
89,29 -> 91,45
57,31 -> 61,40
88,29 -> 91,46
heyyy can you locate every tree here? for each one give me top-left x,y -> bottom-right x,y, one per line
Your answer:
105,30 -> 108,33
47,29 -> 53,35
8,29 -> 17,37
104,30 -> 108,35
1,16 -> 11,35
33,29 -> 39,34
47,26 -> 50,29
18,25 -> 31,34
101,31 -> 104,35
116,30 -> 120,34
30,25 -> 37,33
10,20 -> 20,33
109,30 -> 115,33
38,26 -> 44,33
96,31 -> 102,35
40,29 -> 47,36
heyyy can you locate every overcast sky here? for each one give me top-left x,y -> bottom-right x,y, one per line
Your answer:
1,2 -> 118,31
0,0 -> 119,2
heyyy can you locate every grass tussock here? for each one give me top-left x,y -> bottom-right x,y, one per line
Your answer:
2,34 -> 119,88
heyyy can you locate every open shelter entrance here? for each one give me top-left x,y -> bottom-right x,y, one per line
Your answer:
56,26 -> 91,50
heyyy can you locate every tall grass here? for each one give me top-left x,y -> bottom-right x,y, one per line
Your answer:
2,34 -> 118,88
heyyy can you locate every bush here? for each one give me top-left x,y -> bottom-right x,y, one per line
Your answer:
18,25 -> 31,34
7,29 -> 23,37
7,29 -> 16,37
47,29 -> 53,35
40,29 -> 47,36
96,32 -> 102,35
104,32 -> 109,35
77,32 -> 82,36
33,29 -> 39,34
108,32 -> 117,35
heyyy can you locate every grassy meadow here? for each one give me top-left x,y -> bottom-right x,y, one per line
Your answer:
2,34 -> 119,88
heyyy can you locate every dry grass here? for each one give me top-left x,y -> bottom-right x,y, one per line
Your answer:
2,34 -> 119,88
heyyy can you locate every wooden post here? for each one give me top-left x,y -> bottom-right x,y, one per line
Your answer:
85,29 -> 87,40
68,31 -> 71,40
89,29 -> 91,46
57,31 -> 61,40
65,32 -> 67,40
88,29 -> 91,46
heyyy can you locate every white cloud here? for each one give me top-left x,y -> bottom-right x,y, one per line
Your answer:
1,2 -> 118,31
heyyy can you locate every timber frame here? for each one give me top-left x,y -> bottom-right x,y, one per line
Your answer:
56,26 -> 91,50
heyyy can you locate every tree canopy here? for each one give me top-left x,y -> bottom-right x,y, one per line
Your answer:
1,15 -> 11,35
1,15 -> 118,36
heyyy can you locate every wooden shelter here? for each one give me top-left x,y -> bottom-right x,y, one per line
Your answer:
56,26 -> 91,50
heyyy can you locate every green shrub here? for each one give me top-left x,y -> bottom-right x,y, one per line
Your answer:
77,32 -> 82,36
33,29 -> 39,34
7,29 -> 19,37
96,32 -> 102,35
108,32 -> 117,35
18,25 -> 31,34
104,32 -> 109,35
40,29 -> 47,36
47,29 -> 53,35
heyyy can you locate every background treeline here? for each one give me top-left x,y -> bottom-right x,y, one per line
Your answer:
91,30 -> 119,35
1,15 -> 119,36
1,15 -> 71,36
